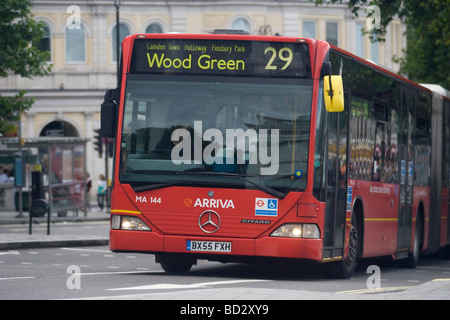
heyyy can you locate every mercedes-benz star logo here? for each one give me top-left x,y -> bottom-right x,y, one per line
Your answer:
198,210 -> 221,233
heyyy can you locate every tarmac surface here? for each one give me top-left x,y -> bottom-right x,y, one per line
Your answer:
1,208 -> 449,300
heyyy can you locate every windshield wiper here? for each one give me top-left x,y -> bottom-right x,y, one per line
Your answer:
178,171 -> 288,199
133,181 -> 179,193
131,174 -> 235,193
132,172 -> 288,198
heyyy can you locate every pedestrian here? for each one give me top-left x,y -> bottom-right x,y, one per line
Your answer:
0,169 -> 9,183
85,172 -> 92,212
0,169 -> 10,207
97,174 -> 107,212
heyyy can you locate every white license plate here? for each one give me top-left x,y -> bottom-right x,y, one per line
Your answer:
186,240 -> 231,253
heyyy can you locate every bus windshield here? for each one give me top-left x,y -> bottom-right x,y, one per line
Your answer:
119,75 -> 313,195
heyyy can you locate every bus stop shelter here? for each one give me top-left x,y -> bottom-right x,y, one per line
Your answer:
2,137 -> 88,217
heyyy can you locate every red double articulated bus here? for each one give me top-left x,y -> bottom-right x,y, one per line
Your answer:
101,31 -> 450,278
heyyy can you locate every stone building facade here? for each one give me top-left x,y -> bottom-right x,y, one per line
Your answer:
0,0 -> 406,198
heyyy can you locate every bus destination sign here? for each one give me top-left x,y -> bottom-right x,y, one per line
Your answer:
130,38 -> 311,78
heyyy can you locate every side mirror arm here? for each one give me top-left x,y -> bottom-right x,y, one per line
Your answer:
101,88 -> 118,138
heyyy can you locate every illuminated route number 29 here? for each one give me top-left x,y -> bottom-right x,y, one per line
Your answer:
264,47 -> 293,70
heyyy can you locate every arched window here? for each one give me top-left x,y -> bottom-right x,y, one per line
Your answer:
231,18 -> 251,33
146,23 -> 163,34
65,24 -> 86,63
40,120 -> 79,137
37,23 -> 51,62
112,23 -> 131,62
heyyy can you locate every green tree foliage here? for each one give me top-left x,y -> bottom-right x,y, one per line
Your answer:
0,0 -> 51,136
313,0 -> 450,89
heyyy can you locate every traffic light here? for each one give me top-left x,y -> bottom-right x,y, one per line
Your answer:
108,139 -> 114,158
93,129 -> 103,157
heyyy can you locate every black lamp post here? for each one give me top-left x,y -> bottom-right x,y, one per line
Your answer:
114,0 -> 122,85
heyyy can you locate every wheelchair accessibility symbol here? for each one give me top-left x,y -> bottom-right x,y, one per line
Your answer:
267,199 -> 277,209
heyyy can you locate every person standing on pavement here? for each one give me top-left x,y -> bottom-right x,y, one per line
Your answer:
0,169 -> 10,207
0,169 -> 9,183
97,174 -> 107,212
85,172 -> 92,212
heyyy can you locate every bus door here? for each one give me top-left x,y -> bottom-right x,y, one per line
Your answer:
323,92 -> 349,258
397,90 -> 415,253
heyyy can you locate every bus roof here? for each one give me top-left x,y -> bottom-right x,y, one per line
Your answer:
420,84 -> 450,98
328,43 -> 450,98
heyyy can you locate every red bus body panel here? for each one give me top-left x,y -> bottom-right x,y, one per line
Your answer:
349,179 -> 431,258
110,183 -> 324,261
349,179 -> 399,257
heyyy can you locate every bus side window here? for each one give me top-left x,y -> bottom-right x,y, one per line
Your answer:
372,122 -> 387,182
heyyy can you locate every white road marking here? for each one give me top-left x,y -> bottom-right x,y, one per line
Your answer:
72,270 -> 158,276
60,247 -> 111,253
0,251 -> 20,256
0,277 -> 35,281
107,279 -> 269,291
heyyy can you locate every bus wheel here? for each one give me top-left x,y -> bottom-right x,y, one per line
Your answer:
324,218 -> 359,279
157,254 -> 194,274
402,217 -> 422,268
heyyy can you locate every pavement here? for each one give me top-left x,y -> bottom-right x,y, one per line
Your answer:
1,207 -> 449,300
99,280 -> 450,300
0,207 -> 109,250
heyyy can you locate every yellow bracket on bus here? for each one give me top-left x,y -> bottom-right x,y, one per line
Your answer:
324,75 -> 344,112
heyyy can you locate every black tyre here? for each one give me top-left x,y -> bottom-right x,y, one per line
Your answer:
158,255 -> 194,274
402,217 -> 422,268
324,215 -> 359,279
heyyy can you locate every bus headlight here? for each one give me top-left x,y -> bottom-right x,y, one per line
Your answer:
111,215 -> 151,231
271,223 -> 320,239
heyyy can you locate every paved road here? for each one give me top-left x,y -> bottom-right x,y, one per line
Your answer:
1,237 -> 450,300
